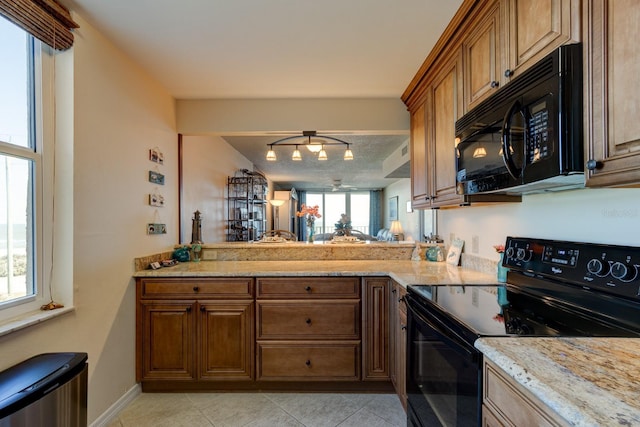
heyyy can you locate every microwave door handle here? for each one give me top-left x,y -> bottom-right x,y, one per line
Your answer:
501,100 -> 521,179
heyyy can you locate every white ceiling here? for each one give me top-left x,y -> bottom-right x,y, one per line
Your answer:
60,0 -> 463,189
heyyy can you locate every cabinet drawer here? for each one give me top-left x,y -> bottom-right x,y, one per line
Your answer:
257,301 -> 360,340
139,278 -> 254,299
256,277 -> 360,299
484,361 -> 568,427
257,341 -> 360,380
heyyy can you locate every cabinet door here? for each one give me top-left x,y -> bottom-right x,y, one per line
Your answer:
505,0 -> 579,79
585,0 -> 640,186
198,300 -> 254,380
463,1 -> 502,112
429,50 -> 464,207
140,301 -> 195,380
389,284 -> 398,388
362,277 -> 390,380
410,102 -> 431,209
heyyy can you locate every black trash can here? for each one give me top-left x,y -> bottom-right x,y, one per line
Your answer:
0,352 -> 88,427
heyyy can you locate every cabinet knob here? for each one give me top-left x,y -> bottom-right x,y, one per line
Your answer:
586,159 -> 603,170
200,306 -> 206,312
425,196 -> 430,200
305,286 -> 312,292
392,289 -> 397,294
305,360 -> 312,367
193,286 -> 200,292
490,80 -> 499,88
305,318 -> 312,325
186,306 -> 192,313
504,69 -> 514,78
401,325 -> 407,331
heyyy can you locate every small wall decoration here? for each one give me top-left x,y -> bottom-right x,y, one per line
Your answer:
147,223 -> 167,235
149,147 -> 164,165
446,238 -> 465,266
148,170 -> 165,185
149,193 -> 165,207
389,196 -> 399,221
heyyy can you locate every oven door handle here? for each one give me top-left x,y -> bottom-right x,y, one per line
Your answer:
405,296 -> 477,362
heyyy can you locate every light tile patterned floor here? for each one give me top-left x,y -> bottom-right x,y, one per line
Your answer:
107,392 -> 406,427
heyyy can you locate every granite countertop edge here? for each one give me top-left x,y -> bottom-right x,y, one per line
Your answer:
132,259 -> 498,287
475,337 -> 640,427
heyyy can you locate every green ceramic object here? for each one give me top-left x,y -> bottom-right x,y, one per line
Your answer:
173,246 -> 190,262
426,246 -> 443,262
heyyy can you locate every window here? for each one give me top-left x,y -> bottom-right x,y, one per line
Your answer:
0,16 -> 47,316
306,192 -> 371,235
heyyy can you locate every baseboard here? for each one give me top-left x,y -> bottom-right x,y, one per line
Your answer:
90,383 -> 141,427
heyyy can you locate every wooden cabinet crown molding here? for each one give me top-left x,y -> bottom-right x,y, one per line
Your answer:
402,0 -> 488,109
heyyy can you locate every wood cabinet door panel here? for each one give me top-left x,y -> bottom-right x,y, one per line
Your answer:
199,301 -> 254,380
363,278 -> 390,380
463,1 -> 502,112
257,277 -> 360,299
410,103 -> 430,208
141,301 -> 195,380
257,342 -> 360,380
257,301 -> 360,340
140,278 -> 254,299
507,0 -> 576,78
431,51 -> 464,206
585,0 -> 640,186
484,361 -> 567,426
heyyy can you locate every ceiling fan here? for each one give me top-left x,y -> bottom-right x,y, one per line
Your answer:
331,179 -> 357,192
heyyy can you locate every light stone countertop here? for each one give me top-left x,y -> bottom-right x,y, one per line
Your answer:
132,259 -> 498,287
476,337 -> 640,427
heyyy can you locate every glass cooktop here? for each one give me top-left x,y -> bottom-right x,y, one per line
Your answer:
408,284 -> 510,336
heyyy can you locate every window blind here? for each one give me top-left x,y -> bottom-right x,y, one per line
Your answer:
0,0 -> 78,50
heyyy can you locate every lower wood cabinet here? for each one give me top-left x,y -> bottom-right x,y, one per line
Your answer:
362,277 -> 391,380
136,276 -> 393,391
390,281 -> 407,409
256,277 -> 361,382
257,341 -> 360,380
483,359 -> 569,427
136,278 -> 255,387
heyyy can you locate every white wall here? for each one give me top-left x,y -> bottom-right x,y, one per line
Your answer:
0,14 -> 178,424
438,188 -> 640,262
177,98 -> 408,134
383,179 -> 420,241
181,135 -> 254,243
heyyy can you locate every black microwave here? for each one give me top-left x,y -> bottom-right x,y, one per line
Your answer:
455,43 -> 584,195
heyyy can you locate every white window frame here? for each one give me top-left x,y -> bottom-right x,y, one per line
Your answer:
0,33 -> 59,328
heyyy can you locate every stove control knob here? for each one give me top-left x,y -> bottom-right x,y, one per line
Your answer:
587,258 -> 610,277
516,248 -> 526,260
517,323 -> 532,335
506,247 -> 515,259
610,262 -> 638,282
505,319 -> 519,334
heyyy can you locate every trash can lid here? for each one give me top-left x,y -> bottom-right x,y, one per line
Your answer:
0,352 -> 87,418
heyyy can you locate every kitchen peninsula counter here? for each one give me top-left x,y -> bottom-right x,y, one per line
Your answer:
476,337 -> 640,426
132,259 -> 496,288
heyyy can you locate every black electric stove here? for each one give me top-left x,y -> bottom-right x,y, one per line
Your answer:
406,237 -> 640,427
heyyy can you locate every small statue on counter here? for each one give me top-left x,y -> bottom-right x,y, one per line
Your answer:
334,214 -> 352,236
191,210 -> 203,244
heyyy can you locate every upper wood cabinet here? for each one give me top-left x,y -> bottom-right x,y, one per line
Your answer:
503,0 -> 580,81
462,0 -> 579,112
584,0 -> 640,186
410,101 -> 430,209
410,50 -> 464,209
463,1 -> 503,112
429,51 -> 464,207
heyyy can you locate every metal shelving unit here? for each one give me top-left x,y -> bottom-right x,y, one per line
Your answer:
226,171 -> 267,241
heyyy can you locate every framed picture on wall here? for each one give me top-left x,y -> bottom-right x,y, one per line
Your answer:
389,196 -> 398,221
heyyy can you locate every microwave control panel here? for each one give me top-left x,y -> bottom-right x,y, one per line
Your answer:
526,97 -> 552,164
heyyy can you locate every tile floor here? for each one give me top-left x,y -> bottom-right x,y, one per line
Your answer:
107,392 -> 406,427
